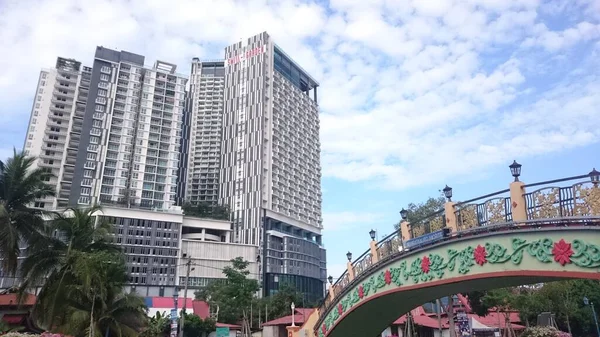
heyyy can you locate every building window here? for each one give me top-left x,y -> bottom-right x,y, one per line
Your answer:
95,97 -> 107,105
41,72 -> 47,79
97,89 -> 107,97
83,170 -> 93,178
78,196 -> 90,204
95,104 -> 105,112
98,82 -> 109,89
100,66 -> 111,74
89,136 -> 99,144
100,74 -> 110,81
34,202 -> 45,208
81,187 -> 91,195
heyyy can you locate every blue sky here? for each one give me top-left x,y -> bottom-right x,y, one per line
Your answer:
1,0 -> 600,280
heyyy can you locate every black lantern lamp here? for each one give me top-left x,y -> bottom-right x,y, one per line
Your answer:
328,275 -> 333,284
400,208 -> 408,221
443,185 -> 453,202
509,160 -> 522,182
590,168 -> 599,186
346,251 -> 352,262
369,229 -> 376,240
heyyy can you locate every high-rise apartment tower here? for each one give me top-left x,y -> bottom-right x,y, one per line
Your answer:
69,47 -> 188,210
23,57 -> 92,210
183,59 -> 225,205
220,32 -> 325,301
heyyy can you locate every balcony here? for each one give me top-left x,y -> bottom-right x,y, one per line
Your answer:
53,90 -> 75,99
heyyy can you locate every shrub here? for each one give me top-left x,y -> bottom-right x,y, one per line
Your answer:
521,326 -> 561,337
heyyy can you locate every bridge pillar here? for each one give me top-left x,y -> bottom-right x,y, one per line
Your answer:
444,201 -> 458,232
346,260 -> 355,281
286,325 -> 301,337
510,181 -> 527,222
370,240 -> 379,264
400,221 -> 411,240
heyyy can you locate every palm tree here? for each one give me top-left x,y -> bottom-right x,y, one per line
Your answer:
19,206 -> 121,330
53,251 -> 147,337
0,150 -> 54,274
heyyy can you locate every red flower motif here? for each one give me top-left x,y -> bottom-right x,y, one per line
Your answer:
321,324 -> 327,335
474,244 -> 487,266
384,269 -> 392,285
552,239 -> 574,266
421,256 -> 431,274
337,303 -> 343,315
358,285 -> 364,299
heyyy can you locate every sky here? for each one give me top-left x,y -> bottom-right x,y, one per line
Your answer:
1,0 -> 600,282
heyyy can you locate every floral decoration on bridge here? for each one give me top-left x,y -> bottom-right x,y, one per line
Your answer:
552,239 -> 574,266
318,237 -> 600,337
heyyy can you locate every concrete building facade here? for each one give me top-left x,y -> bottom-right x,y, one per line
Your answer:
23,57 -> 92,210
69,47 -> 187,211
183,59 -> 225,205
219,32 -> 325,301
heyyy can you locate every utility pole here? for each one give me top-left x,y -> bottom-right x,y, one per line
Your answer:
436,299 -> 443,336
448,295 -> 456,337
179,259 -> 193,337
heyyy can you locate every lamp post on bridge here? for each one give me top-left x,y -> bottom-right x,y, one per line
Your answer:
590,168 -> 599,186
583,296 -> 600,337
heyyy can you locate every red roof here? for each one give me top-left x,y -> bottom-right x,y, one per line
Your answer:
2,314 -> 26,325
394,306 -> 450,329
0,293 -> 36,306
216,323 -> 241,329
262,308 -> 315,326
469,312 -> 525,330
392,307 -> 524,331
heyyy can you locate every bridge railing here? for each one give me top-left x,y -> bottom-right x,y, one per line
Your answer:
317,166 -> 600,330
523,174 -> 597,219
454,189 -> 512,230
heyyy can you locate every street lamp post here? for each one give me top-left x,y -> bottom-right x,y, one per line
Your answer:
171,288 -> 179,337
291,302 -> 296,327
583,296 -> 600,337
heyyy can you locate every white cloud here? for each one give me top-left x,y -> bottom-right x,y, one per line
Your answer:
1,0 -> 599,192
322,211 -> 385,232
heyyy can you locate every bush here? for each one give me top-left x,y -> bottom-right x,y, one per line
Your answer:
521,326 -> 562,337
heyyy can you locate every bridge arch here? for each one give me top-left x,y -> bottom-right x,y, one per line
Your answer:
313,167 -> 600,337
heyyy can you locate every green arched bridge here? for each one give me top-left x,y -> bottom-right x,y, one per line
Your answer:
311,165 -> 600,337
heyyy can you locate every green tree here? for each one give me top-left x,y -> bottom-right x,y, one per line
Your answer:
195,257 -> 259,325
393,196 -> 446,231
19,206 -> 121,328
182,202 -> 230,221
0,150 -> 54,274
141,312 -> 170,337
261,283 -> 304,320
56,252 -> 147,337
181,313 -> 216,337
467,281 -> 600,336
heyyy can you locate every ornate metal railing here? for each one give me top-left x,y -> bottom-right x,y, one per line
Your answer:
410,210 -> 446,238
524,181 -> 599,219
351,251 -> 373,277
454,192 -> 513,230
316,170 -> 600,330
